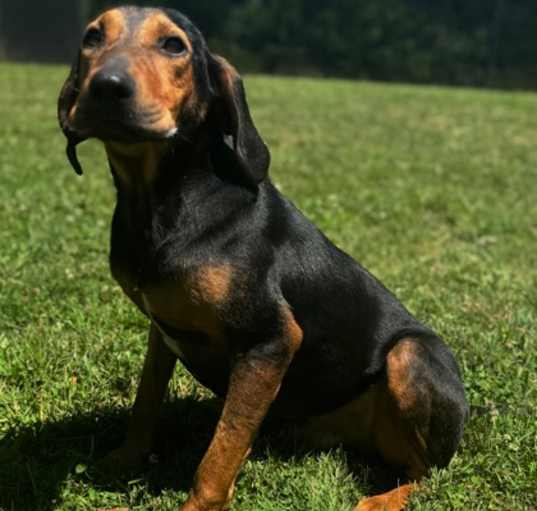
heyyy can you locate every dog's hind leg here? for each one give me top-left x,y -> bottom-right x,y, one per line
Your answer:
300,336 -> 466,511
354,336 -> 467,510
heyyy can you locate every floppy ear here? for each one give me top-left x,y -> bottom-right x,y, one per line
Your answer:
208,54 -> 270,186
58,53 -> 84,175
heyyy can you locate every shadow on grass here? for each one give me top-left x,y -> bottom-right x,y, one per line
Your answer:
0,396 -> 406,511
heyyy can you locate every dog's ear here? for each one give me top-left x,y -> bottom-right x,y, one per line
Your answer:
58,53 -> 84,175
208,54 -> 270,186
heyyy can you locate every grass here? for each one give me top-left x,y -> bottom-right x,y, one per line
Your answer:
0,61 -> 536,510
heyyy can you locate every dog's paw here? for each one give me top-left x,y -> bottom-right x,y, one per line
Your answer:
354,484 -> 416,511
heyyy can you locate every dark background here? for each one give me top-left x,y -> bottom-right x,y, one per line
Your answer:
0,0 -> 535,89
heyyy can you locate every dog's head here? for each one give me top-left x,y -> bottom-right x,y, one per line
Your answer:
58,6 -> 269,185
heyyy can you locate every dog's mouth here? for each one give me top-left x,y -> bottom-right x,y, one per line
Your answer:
70,102 -> 178,143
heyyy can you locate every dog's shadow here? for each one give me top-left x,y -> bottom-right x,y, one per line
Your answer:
0,397 -> 400,510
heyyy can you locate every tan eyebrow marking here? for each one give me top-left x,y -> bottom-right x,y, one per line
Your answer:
137,12 -> 192,52
92,8 -> 126,46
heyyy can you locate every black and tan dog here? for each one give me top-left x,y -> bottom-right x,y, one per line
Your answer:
58,6 -> 467,511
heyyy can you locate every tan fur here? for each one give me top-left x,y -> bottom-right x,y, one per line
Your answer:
105,141 -> 170,184
300,385 -> 379,451
131,13 -> 196,132
300,338 -> 430,511
122,264 -> 234,346
355,484 -> 417,511
69,9 -> 199,137
184,307 -> 302,510
190,264 -> 233,306
74,9 -> 127,106
281,306 -> 304,354
98,9 -> 126,46
138,13 -> 192,52
386,339 -> 420,413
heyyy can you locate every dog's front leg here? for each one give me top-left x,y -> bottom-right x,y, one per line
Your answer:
102,323 -> 177,471
181,328 -> 301,511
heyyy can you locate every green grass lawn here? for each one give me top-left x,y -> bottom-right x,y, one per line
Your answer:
0,62 -> 536,510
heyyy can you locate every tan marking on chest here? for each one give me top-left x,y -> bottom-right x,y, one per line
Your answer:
190,264 -> 233,305
141,264 -> 234,337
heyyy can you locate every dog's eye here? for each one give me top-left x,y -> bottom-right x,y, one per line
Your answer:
83,28 -> 103,49
161,37 -> 187,55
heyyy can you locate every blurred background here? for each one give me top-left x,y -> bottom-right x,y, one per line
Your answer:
0,0 -> 536,89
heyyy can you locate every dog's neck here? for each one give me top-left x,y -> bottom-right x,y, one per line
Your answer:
104,134 -> 223,233
104,130 -> 215,187
105,141 -> 174,188
104,134 -> 258,237
105,134 -> 260,288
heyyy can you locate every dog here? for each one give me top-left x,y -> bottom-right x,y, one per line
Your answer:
58,6 -> 468,510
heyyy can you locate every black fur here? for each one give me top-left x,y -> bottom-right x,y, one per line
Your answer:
60,5 -> 468,479
109,144 -> 466,423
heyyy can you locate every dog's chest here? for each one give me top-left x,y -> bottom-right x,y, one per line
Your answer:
111,258 -> 234,393
141,269 -> 230,338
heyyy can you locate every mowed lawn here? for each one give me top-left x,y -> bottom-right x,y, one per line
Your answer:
0,61 -> 536,511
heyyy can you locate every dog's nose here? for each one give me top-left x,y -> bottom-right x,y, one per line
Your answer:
90,70 -> 134,101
